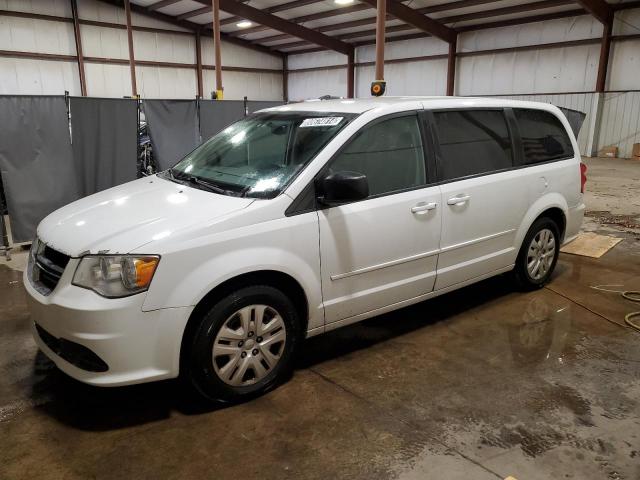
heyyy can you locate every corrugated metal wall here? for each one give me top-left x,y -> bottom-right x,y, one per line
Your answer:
286,8 -> 640,157
599,92 -> 640,158
0,0 -> 283,100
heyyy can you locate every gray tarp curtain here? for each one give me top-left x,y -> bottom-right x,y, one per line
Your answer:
70,97 -> 137,197
199,100 -> 245,142
247,101 -> 283,113
0,96 -> 79,243
198,100 -> 284,143
144,99 -> 200,170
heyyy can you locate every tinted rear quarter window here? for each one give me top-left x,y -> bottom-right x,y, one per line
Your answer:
514,109 -> 574,164
433,110 -> 513,181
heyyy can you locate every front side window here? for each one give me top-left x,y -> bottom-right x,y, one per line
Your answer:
329,114 -> 426,197
170,112 -> 353,198
434,109 -> 513,181
514,109 -> 574,164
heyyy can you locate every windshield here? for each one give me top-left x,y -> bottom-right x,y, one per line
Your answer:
168,112 -> 355,198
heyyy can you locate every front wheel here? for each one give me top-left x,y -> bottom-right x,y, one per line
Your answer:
513,217 -> 560,290
184,285 -> 301,403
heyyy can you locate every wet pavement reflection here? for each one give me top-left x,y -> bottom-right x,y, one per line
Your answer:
1,234 -> 639,479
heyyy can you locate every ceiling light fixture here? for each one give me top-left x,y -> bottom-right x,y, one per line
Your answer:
334,0 -> 354,4
236,20 -> 253,28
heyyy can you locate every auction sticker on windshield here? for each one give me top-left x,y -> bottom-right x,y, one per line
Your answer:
300,117 -> 344,127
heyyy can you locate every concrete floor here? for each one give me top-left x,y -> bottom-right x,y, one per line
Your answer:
1,160 -> 639,480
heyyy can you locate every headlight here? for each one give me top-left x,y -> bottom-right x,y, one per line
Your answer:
28,238 -> 40,271
72,255 -> 160,298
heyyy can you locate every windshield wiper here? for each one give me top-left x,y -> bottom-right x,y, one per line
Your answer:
187,175 -> 228,195
165,170 -> 244,197
165,169 -> 223,193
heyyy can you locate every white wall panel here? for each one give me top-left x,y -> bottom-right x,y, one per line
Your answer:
357,37 -> 448,62
0,0 -> 71,17
607,39 -> 640,91
77,0 -> 188,32
203,70 -> 283,101
355,60 -> 448,97
613,8 -> 640,35
84,63 -> 131,97
77,0 -> 127,24
80,25 -> 129,59
459,16 -> 602,51
0,57 -> 80,95
288,51 -> 346,70
201,37 -> 282,70
136,66 -> 196,99
288,68 -> 347,101
133,30 -> 195,63
598,92 -> 640,158
457,44 -> 600,95
0,16 -> 76,55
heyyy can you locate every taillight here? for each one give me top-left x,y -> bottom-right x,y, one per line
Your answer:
580,162 -> 587,193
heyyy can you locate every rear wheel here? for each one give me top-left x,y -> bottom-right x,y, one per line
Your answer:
184,285 -> 301,403
513,217 -> 560,290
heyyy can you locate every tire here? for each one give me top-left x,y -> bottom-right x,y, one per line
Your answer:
184,285 -> 301,403
513,217 -> 561,291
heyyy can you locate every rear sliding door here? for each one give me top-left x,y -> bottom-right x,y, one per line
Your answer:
429,108 -> 529,290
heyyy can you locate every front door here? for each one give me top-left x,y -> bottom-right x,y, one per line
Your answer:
318,113 -> 442,324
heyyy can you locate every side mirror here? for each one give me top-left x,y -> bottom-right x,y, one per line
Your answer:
318,171 -> 369,206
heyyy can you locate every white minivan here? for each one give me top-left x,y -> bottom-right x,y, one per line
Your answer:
25,97 -> 586,402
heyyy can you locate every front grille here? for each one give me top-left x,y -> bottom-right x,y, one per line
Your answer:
30,241 -> 70,295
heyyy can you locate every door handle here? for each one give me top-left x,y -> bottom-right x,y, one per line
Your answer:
411,202 -> 437,214
447,194 -> 471,206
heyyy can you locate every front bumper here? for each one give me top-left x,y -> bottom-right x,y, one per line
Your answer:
24,261 -> 193,387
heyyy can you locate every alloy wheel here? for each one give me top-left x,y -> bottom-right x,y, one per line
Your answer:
526,228 -> 556,281
212,304 -> 287,386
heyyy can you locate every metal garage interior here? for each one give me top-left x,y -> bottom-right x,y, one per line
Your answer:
1,0 -> 639,479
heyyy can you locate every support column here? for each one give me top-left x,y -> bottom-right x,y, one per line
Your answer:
446,35 -> 457,96
70,0 -> 87,96
596,20 -> 612,93
124,0 -> 137,97
347,51 -> 355,98
212,0 -> 223,99
195,29 -> 203,98
374,0 -> 386,82
282,55 -> 288,102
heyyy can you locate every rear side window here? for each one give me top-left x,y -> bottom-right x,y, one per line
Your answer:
329,114 -> 426,196
514,109 -> 574,164
433,110 -> 513,181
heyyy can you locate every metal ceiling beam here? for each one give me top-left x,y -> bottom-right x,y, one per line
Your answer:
228,3 -> 370,37
287,7 -> 590,53
269,0 -> 575,49
193,0 -> 353,55
255,0 -> 506,44
147,0 -> 182,11
97,0 -> 280,57
177,6 -> 211,21
457,8 -> 586,31
360,0 -> 455,43
220,0 -> 326,26
187,0 -> 325,26
229,0 -> 504,38
574,0 -> 612,23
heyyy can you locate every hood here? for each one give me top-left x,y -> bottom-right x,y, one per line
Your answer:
38,176 -> 254,256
